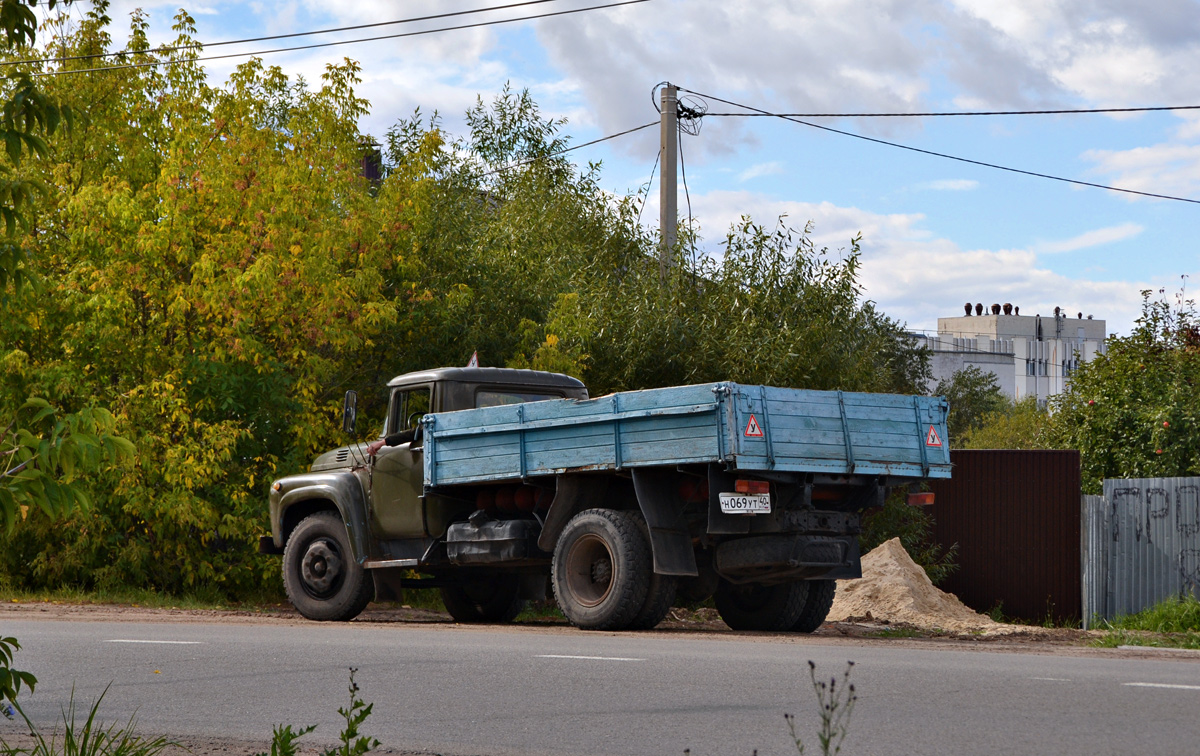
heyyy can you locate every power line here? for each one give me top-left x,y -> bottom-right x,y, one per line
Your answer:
679,87 -> 1200,205
5,0 -> 577,69
703,105 -> 1200,118
30,0 -> 651,78
635,146 -> 660,228
478,121 -> 656,177
677,123 -> 696,265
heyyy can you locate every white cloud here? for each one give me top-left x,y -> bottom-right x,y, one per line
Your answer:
530,0 -> 1200,164
1083,142 -> 1200,200
917,179 -> 980,191
737,161 -> 784,182
1034,223 -> 1144,253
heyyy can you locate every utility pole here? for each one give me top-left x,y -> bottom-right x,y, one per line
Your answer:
659,83 -> 678,279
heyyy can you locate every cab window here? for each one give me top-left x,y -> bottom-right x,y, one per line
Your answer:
390,387 -> 431,444
476,389 -> 563,408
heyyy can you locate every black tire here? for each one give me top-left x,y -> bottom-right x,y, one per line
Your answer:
791,579 -> 836,633
715,579 -> 808,631
440,574 -> 525,623
283,512 -> 374,621
552,508 -> 652,630
627,514 -> 678,631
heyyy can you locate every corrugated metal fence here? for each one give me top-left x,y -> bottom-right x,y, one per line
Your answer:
928,450 -> 1082,623
1081,477 -> 1200,628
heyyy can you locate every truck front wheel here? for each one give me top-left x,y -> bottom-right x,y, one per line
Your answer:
440,574 -> 525,623
283,512 -> 374,622
552,509 -> 651,630
715,579 -> 807,631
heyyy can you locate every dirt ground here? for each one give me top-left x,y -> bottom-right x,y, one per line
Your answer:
0,597 -> 1114,650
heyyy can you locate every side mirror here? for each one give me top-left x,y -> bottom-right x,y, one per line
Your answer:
342,390 -> 358,434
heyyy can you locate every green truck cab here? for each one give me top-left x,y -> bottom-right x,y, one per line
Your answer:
261,367 -> 587,623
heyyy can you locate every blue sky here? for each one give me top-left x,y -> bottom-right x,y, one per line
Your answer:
68,0 -> 1200,336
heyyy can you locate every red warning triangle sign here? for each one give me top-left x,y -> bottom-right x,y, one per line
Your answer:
744,414 -> 764,438
925,425 -> 942,447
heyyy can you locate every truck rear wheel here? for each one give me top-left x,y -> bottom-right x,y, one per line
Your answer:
552,509 -> 651,630
440,574 -> 525,623
283,512 -> 374,622
791,579 -> 836,633
627,513 -> 677,631
715,579 -> 807,631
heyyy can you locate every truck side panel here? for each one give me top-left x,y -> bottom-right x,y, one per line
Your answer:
425,384 -> 723,486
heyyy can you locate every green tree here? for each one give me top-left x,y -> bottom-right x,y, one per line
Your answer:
1053,288 -> 1200,494
559,219 -> 930,395
959,396 -> 1056,450
934,365 -> 1008,445
0,0 -> 134,535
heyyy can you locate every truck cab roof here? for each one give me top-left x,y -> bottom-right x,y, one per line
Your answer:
387,367 -> 587,392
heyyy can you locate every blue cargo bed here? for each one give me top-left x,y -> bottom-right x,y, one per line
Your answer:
421,382 -> 950,488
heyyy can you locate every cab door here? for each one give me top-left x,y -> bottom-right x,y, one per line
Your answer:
369,386 -> 430,539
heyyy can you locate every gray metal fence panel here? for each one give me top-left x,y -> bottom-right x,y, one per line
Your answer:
1080,494 -> 1107,629
1083,477 -> 1200,625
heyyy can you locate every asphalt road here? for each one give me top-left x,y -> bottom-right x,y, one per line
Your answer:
4,617 -> 1200,756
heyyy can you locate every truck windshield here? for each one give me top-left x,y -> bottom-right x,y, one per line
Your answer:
476,389 -> 562,408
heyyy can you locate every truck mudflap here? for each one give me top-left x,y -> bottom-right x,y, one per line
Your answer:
715,534 -> 861,584
446,511 -> 544,565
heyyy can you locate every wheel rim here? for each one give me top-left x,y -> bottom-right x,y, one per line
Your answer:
565,533 -> 616,608
300,538 -> 344,599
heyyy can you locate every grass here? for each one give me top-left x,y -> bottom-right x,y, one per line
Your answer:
984,599 -> 1081,629
865,627 -> 923,639
0,585 -> 286,612
1092,595 -> 1200,649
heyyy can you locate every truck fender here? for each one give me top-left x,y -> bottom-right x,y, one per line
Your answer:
630,468 -> 699,577
536,474 -> 610,553
272,472 -> 371,563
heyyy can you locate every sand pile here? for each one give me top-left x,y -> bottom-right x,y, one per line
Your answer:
828,537 -> 1017,634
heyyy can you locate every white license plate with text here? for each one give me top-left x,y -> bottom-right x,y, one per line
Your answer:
719,493 -> 771,514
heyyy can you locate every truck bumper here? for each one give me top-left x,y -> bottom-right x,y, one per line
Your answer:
715,534 -> 860,584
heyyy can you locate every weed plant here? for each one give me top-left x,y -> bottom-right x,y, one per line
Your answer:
785,661 -> 857,756
1,687 -> 174,756
256,668 -> 379,756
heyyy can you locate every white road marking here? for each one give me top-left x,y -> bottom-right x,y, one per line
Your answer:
106,640 -> 203,645
1123,682 -> 1200,691
1031,677 -> 1072,682
536,654 -> 644,662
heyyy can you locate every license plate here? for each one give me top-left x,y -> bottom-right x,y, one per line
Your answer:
719,492 -> 771,514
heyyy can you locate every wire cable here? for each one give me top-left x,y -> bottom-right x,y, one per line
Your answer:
478,120 -> 656,178
635,145 -> 660,228
30,0 -> 651,78
702,105 -> 1200,118
679,87 -> 1200,205
678,123 -> 696,265
5,0 -> 580,69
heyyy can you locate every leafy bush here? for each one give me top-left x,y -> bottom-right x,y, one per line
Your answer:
859,491 -> 957,585
0,636 -> 34,718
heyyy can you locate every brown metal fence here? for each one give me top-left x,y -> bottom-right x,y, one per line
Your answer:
927,449 -> 1082,623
